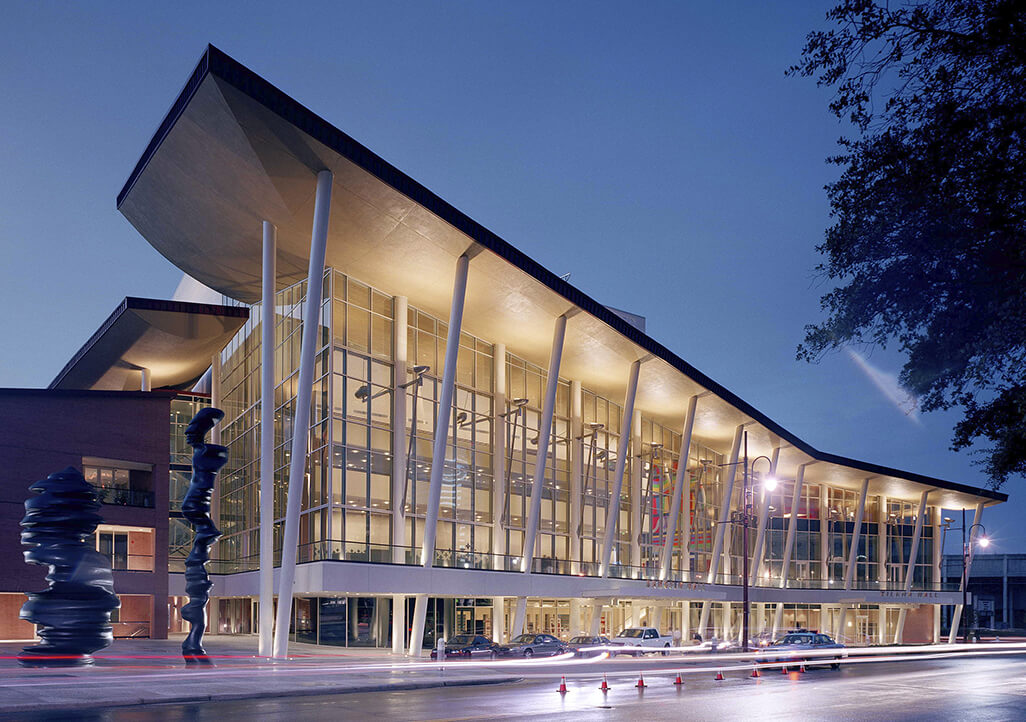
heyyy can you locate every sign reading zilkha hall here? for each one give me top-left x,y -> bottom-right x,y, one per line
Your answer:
647,580 -> 707,592
879,591 -> 941,601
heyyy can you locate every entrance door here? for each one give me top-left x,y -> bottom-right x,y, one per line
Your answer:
856,615 -> 870,645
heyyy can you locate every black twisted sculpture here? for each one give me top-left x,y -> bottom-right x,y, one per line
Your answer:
181,407 -> 227,664
18,467 -> 120,667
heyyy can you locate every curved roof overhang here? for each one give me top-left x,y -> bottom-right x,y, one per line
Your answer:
115,45 -> 1006,509
50,297 -> 249,391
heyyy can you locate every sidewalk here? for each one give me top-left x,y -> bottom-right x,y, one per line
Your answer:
0,636 -> 518,714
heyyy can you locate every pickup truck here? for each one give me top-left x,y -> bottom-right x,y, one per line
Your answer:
608,627 -> 675,656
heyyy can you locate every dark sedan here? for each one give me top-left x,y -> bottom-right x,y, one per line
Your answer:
496,633 -> 568,658
567,635 -> 611,657
430,634 -> 500,660
758,631 -> 846,669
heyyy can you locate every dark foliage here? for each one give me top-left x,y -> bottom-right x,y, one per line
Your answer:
790,0 -> 1026,488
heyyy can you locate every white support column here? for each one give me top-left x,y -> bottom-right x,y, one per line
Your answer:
778,464 -> 808,589
392,296 -> 409,564
948,502 -> 985,643
522,314 -> 568,572
749,446 -> 780,585
707,425 -> 744,584
492,344 -> 507,569
258,220 -> 276,658
570,598 -> 583,636
492,596 -> 506,643
772,601 -> 785,639
140,367 -> 152,392
589,601 -> 603,636
273,169 -> 333,659
836,477 -> 869,641
819,485 -> 829,582
933,519 -> 943,644
511,596 -> 527,637
569,380 -> 583,575
598,359 -> 642,578
409,253 -> 471,657
629,410 -> 642,577
659,395 -> 697,580
894,489 -> 930,644
392,594 -> 405,654
843,479 -> 871,589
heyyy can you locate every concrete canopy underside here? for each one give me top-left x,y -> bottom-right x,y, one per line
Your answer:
117,45 -> 1004,510
50,297 -> 249,391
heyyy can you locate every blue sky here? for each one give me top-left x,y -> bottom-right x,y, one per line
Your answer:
0,1 -> 1017,552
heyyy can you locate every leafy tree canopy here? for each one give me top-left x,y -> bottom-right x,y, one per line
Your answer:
790,0 -> 1026,487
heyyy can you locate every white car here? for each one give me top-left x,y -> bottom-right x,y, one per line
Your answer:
608,627 -> 674,655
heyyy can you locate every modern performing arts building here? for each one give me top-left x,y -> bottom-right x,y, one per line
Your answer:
76,46 -> 1009,654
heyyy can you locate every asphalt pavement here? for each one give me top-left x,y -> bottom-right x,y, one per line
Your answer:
5,651 -> 1026,721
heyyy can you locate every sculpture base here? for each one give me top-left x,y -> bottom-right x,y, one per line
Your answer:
17,649 -> 94,668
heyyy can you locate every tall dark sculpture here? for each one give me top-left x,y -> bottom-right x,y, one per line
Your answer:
181,407 -> 228,664
18,467 -> 120,667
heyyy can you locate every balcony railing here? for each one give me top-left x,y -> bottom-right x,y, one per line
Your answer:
167,540 -> 958,593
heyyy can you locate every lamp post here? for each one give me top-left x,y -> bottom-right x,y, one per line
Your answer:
724,431 -> 776,652
943,511 -> 989,643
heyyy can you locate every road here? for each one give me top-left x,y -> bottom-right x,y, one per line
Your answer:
7,653 -> 1026,721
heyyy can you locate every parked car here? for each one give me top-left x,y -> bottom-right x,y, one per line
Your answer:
430,634 -> 500,660
495,633 -> 568,658
608,627 -> 675,656
567,635 -> 611,656
759,631 -> 846,669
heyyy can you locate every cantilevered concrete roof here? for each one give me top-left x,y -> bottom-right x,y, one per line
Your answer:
50,297 -> 248,391
115,45 -> 1006,509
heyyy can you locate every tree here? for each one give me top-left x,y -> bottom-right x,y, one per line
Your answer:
790,0 -> 1026,488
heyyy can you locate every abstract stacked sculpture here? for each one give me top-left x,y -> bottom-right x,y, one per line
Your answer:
181,407 -> 228,664
18,467 -> 120,667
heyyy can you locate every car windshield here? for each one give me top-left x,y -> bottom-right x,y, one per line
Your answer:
773,635 -> 811,645
569,637 -> 594,644
511,634 -> 535,644
617,629 -> 644,638
448,635 -> 473,645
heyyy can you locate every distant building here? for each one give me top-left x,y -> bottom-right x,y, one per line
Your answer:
942,554 -> 1026,631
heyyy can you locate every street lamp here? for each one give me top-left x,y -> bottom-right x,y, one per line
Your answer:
722,430 -> 777,652
943,512 -> 989,643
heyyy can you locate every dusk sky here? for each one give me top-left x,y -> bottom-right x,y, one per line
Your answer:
0,1 -> 1017,552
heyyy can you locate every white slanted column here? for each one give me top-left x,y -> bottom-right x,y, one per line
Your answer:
749,446 -> 780,585
273,169 -> 333,659
492,344 -> 507,570
894,489 -> 930,644
140,367 -> 152,392
392,296 -> 409,565
408,253 -> 471,656
949,502 -> 985,643
629,411 -> 642,577
511,596 -> 528,637
258,220 -> 276,658
659,395 -> 697,581
598,360 -> 642,578
933,515 -> 943,643
836,477 -> 869,641
522,314 -> 568,572
569,380 -> 583,575
778,464 -> 808,589
770,463 -> 808,640
392,594 -> 405,654
698,424 -> 744,638
707,425 -> 744,584
589,601 -> 604,636
492,596 -> 506,643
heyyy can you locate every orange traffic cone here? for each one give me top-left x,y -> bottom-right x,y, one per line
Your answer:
799,663 -> 807,674
557,676 -> 568,694
751,666 -> 761,678
673,671 -> 684,686
636,673 -> 647,689
715,670 -> 725,681
780,665 -> 789,675
599,674 -> 610,692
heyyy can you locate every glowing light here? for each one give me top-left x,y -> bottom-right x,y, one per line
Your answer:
763,476 -> 777,491
979,537 -> 990,548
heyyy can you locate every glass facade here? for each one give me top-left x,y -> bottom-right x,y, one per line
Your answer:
207,265 -> 957,647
